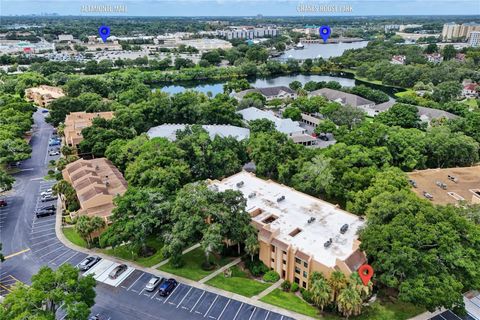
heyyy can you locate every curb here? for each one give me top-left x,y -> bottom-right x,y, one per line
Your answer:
54,207 -> 316,320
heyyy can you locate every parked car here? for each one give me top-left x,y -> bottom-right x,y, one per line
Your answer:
38,204 -> 56,212
35,209 -> 55,218
108,264 -> 128,279
48,149 -> 60,156
41,109 -> 49,113
319,134 -> 329,141
0,199 -> 7,207
78,256 -> 101,271
158,278 -> 177,297
88,314 -> 107,320
145,276 -> 164,292
8,161 -> 21,168
41,194 -> 58,202
48,140 -> 60,147
41,188 -> 53,196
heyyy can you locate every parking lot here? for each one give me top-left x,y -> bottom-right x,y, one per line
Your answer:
0,195 -> 12,232
0,274 -> 23,296
28,180 -> 88,268
99,269 -> 294,320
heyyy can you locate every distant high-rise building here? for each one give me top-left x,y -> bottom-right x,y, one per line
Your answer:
217,27 -> 279,40
469,31 -> 480,47
442,22 -> 480,41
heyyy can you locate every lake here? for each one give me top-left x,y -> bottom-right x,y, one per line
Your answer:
278,41 -> 369,60
158,74 -> 357,96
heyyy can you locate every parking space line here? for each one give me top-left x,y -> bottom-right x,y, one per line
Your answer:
30,227 -> 55,235
280,316 -> 284,320
30,237 -> 59,247
232,303 -> 243,320
264,311 -> 270,320
60,252 -> 80,267
163,284 -> 181,304
203,294 -> 219,318
48,248 -> 73,265
38,245 -> 66,259
127,272 -> 144,291
217,299 -> 230,320
31,241 -> 59,251
150,290 -> 159,300
190,291 -> 206,313
248,307 -> 256,320
176,287 -> 193,309
32,218 -> 56,226
138,287 -> 147,296
30,232 -> 56,240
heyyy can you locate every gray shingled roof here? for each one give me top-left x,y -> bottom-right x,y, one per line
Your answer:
147,124 -> 250,141
309,88 -> 375,107
235,86 -> 295,99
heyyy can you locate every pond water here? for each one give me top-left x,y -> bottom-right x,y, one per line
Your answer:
158,74 -> 357,96
277,41 -> 369,60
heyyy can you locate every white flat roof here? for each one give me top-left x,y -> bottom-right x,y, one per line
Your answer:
212,171 -> 364,267
147,124 -> 250,141
237,107 -> 304,135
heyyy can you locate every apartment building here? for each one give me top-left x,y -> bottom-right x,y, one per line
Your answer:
25,85 -> 65,107
442,22 -> 480,41
147,124 -> 250,141
211,171 -> 366,289
62,158 -> 127,223
217,27 -> 279,40
309,88 -> 376,117
234,86 -> 297,101
64,111 -> 114,148
469,31 -> 480,47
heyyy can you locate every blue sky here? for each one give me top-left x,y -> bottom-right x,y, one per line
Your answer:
1,0 -> 480,16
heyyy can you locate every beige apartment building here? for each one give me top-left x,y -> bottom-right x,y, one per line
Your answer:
62,158 -> 127,223
25,85 -> 65,107
64,111 -> 114,148
408,166 -> 480,205
211,171 -> 366,289
442,22 -> 480,41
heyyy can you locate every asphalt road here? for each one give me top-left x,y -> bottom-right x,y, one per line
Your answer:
0,109 -> 295,320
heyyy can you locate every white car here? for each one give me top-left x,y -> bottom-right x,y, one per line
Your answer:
145,276 -> 163,292
41,189 -> 53,196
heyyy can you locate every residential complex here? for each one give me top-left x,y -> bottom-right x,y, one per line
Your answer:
146,124 -> 250,141
62,158 -> 127,223
309,88 -> 376,117
442,22 -> 480,41
217,27 -> 279,40
469,31 -> 480,47
211,171 -> 366,289
408,166 -> 480,205
25,85 -> 65,107
234,86 -> 297,101
64,111 -> 115,148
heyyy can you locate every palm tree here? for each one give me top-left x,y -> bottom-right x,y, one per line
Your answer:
337,285 -> 362,319
349,272 -> 373,300
310,276 -> 332,311
244,232 -> 259,262
328,271 -> 348,303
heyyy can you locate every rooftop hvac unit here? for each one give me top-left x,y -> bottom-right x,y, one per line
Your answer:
423,191 -> 433,200
340,224 -> 349,234
236,181 -> 244,188
324,238 -> 333,248
307,217 -> 316,224
277,195 -> 285,202
435,181 -> 447,190
448,175 -> 459,183
248,192 -> 256,198
408,179 -> 417,188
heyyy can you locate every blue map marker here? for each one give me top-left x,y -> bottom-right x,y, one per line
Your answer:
98,25 -> 110,43
319,26 -> 331,43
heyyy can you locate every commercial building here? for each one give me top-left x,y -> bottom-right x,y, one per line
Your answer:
64,111 -> 115,148
146,124 -> 250,141
25,85 -> 65,107
234,86 -> 297,101
407,166 -> 480,205
309,88 -> 376,117
469,31 -> 480,47
62,158 -> 127,223
211,171 -> 366,288
442,22 -> 480,41
217,27 -> 279,40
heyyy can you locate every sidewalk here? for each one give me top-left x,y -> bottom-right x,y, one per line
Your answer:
253,278 -> 283,300
151,243 -> 200,269
198,257 -> 241,284
55,211 -> 316,320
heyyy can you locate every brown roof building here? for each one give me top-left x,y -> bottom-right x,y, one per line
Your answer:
64,111 -> 114,148
211,171 -> 366,289
408,166 -> 480,205
25,85 -> 65,107
62,158 -> 127,223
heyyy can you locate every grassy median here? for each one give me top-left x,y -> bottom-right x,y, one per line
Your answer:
62,228 -> 87,248
206,266 -> 271,297
260,289 -> 319,318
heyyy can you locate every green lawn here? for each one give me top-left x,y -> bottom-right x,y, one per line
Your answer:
260,289 -> 320,318
100,238 -> 165,268
461,98 -> 478,109
206,266 -> 271,297
63,228 -> 87,248
324,300 -> 424,320
159,247 -> 235,281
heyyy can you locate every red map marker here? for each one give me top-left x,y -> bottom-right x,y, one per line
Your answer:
358,264 -> 374,285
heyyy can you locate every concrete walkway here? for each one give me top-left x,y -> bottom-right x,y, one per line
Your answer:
55,211 -> 316,320
198,257 -> 241,284
253,278 -> 283,300
409,309 -> 445,320
151,243 -> 200,269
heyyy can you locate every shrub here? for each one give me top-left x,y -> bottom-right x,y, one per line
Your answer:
291,282 -> 299,292
263,270 -> 280,283
281,280 -> 291,292
244,257 -> 269,277
300,288 -> 313,303
47,169 -> 55,175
